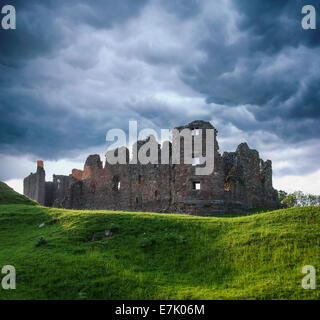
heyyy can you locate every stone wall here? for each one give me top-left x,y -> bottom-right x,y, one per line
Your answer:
23,121 -> 280,215
23,161 -> 46,205
223,143 -> 279,209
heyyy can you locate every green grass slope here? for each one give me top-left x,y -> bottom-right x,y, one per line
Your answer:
0,204 -> 319,300
0,181 -> 37,206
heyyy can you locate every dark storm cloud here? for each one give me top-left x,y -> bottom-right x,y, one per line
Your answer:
1,0 -> 320,184
0,0 -> 148,64
0,78 -> 144,158
179,0 -> 320,142
0,0 -> 151,159
234,0 -> 320,51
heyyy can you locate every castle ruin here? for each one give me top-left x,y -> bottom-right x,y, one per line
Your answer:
23,121 -> 280,215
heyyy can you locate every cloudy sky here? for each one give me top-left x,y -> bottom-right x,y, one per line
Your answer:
1,0 -> 320,194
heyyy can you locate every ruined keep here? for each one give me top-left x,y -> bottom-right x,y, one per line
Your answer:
24,121 -> 280,215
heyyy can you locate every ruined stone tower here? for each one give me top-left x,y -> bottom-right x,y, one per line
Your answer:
23,121 -> 280,215
23,160 -> 46,206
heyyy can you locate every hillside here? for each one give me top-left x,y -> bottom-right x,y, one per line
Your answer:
0,203 -> 319,300
0,181 -> 37,206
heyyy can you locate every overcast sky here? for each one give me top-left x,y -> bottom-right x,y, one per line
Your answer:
1,0 -> 320,194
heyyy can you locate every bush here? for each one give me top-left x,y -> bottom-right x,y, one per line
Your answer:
35,237 -> 47,247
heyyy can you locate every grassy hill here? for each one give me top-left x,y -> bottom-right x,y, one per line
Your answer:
0,181 -> 37,206
0,201 -> 319,300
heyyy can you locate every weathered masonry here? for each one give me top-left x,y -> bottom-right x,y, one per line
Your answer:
24,121 -> 280,215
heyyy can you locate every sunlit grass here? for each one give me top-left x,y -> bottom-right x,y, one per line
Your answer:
0,204 -> 319,300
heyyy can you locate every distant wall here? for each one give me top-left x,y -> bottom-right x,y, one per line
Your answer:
45,182 -> 54,207
23,163 -> 46,205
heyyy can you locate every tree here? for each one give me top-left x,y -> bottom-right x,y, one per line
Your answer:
283,193 -> 297,208
293,191 -> 307,206
278,190 -> 288,203
281,191 -> 320,208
